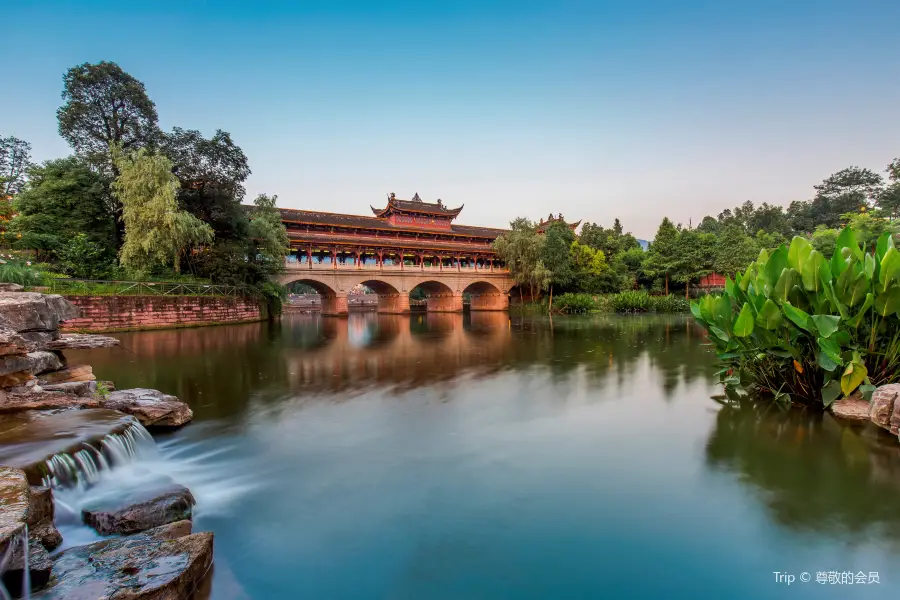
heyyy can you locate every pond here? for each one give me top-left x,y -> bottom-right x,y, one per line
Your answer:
61,311 -> 900,599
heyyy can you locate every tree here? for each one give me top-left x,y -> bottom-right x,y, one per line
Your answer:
878,157 -> 900,221
713,224 -> 758,276
0,136 -> 32,196
58,233 -> 108,278
112,147 -> 213,275
248,193 -> 289,273
696,216 -> 720,234
673,230 -> 715,298
493,218 -> 546,302
579,218 -> 639,256
643,217 -> 680,294
9,157 -> 115,261
810,226 -> 839,259
57,62 -> 160,168
840,210 -> 898,252
814,166 -> 883,203
541,221 -> 576,308
569,240 -> 607,293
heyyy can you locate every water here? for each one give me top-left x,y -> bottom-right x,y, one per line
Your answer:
53,311 -> 900,598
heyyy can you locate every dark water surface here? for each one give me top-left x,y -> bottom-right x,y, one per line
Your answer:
65,312 -> 900,599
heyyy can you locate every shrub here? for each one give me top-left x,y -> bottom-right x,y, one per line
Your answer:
554,293 -> 596,314
611,290 -> 653,312
0,261 -> 46,287
691,227 -> 900,407
652,294 -> 690,313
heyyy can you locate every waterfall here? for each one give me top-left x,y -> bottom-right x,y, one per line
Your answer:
41,420 -> 156,491
0,524 -> 30,600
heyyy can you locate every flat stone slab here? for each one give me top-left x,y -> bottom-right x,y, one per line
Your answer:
0,293 -> 78,342
44,333 -> 120,351
830,395 -> 871,421
33,532 -> 214,600
0,409 -> 136,482
38,364 -> 95,384
105,388 -> 193,428
82,484 -> 195,535
0,390 -> 99,414
0,467 -> 29,557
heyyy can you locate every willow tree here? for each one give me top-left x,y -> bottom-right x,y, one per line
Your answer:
493,217 -> 549,303
111,147 -> 213,275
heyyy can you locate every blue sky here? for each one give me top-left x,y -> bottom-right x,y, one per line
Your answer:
3,0 -> 899,238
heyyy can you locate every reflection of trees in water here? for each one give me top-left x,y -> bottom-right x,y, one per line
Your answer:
73,313 -> 718,420
706,397 -> 900,543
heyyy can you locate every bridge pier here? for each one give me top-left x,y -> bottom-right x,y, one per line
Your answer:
469,292 -> 510,311
321,292 -> 349,317
425,291 -> 464,313
377,293 -> 410,314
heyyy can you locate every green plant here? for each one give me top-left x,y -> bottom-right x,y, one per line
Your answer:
0,261 -> 45,287
652,294 -> 690,313
611,290 -> 653,312
691,226 -> 900,407
94,381 -> 111,402
554,292 -> 596,314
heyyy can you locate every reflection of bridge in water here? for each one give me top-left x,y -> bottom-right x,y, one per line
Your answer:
281,311 -> 513,394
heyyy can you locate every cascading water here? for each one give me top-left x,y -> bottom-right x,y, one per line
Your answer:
41,420 -> 155,491
0,524 -> 30,600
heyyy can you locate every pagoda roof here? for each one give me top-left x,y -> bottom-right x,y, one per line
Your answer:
537,213 -> 581,232
371,193 -> 463,218
280,208 -> 506,238
286,231 -> 495,253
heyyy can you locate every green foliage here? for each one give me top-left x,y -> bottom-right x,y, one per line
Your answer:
493,218 -> 549,298
0,261 -> 45,287
714,224 -> 759,276
58,233 -> 111,278
554,293 -> 596,314
112,147 -> 213,275
94,381 -> 111,402
248,193 -> 289,273
541,221 -> 576,290
652,294 -> 691,313
611,290 -> 654,312
569,240 -> 607,292
0,136 -> 32,197
692,227 -> 900,406
57,61 -> 161,169
9,157 -> 115,261
643,217 -> 680,293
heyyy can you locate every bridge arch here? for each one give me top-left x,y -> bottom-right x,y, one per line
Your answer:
280,277 -> 346,315
463,280 -> 510,311
357,279 -> 408,314
409,279 -> 461,313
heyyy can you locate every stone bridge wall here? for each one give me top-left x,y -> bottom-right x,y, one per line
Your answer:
274,264 -> 514,315
61,295 -> 264,332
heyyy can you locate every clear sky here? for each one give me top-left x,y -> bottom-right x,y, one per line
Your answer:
3,0 -> 899,239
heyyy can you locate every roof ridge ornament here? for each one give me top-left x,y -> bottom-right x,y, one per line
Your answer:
411,192 -> 421,202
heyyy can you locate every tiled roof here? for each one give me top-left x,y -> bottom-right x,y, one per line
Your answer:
280,208 -> 506,238
287,231 -> 496,253
371,193 -> 463,217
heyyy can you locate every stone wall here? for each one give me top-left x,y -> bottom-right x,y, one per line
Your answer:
61,296 -> 264,332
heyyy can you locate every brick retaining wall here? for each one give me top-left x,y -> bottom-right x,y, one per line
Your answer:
61,295 -> 264,332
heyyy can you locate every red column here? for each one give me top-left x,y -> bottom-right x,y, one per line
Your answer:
307,247 -> 312,270
331,248 -> 337,269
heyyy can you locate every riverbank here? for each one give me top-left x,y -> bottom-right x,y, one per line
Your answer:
511,291 -> 691,314
0,289 -> 212,597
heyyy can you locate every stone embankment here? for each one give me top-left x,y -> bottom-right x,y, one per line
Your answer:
0,290 -> 210,598
831,384 -> 900,433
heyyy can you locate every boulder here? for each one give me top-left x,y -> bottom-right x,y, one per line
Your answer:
40,380 -> 97,397
0,293 -> 78,343
32,532 -> 214,600
830,393 -> 870,421
2,535 -> 53,596
869,384 -> 900,433
38,364 -> 95,385
0,353 -> 36,377
132,520 -> 194,542
0,327 -> 34,357
28,485 -> 61,551
0,370 -> 34,388
44,333 -> 120,350
0,390 -> 99,415
27,351 -> 64,376
0,467 -> 29,558
0,283 -> 24,293
82,484 -> 195,535
105,388 -> 193,428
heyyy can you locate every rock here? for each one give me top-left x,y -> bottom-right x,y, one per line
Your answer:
38,364 -> 95,384
32,532 -> 214,600
40,380 -> 97,397
105,388 -> 193,428
132,520 -> 194,542
0,283 -> 24,293
830,394 -> 870,421
0,327 -> 35,356
0,353 -> 36,377
0,293 -> 78,343
27,485 -> 61,551
0,390 -> 99,415
0,467 -> 29,558
2,534 -> 53,596
0,409 -> 138,483
869,384 -> 900,433
44,333 -> 120,350
0,370 -> 34,388
27,351 -> 64,376
82,484 -> 195,535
